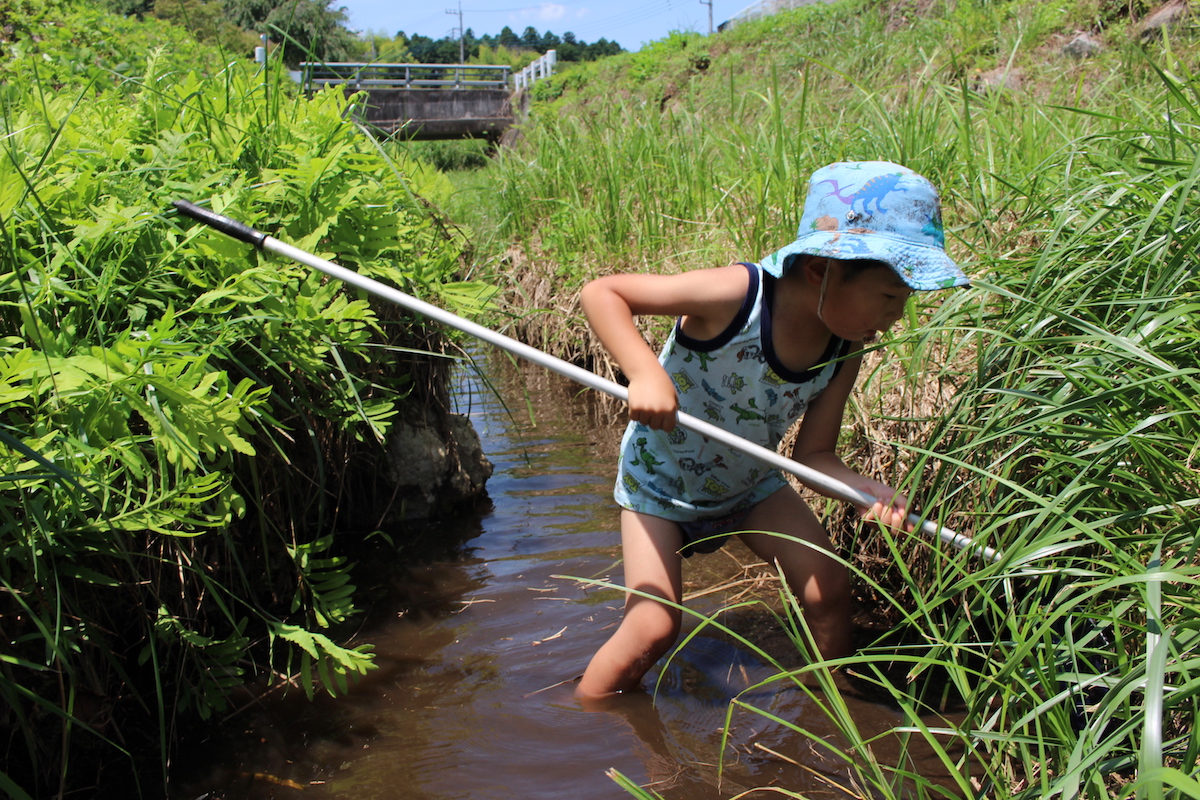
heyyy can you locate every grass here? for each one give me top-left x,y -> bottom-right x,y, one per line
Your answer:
445,0 -> 1200,796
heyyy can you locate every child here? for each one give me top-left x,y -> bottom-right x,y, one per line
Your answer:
576,161 -> 969,699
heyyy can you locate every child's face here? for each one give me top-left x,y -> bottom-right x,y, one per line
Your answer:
819,259 -> 914,342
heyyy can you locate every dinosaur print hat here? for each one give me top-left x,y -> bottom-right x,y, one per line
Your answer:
761,161 -> 969,291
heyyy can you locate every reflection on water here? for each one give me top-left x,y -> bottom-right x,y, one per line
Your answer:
170,352 -> 950,800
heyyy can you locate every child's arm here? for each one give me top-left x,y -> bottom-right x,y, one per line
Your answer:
580,266 -> 750,432
789,354 -> 912,531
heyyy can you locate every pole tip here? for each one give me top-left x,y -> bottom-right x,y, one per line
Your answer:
172,200 -> 268,248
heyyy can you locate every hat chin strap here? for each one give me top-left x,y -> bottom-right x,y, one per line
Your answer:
816,266 -> 830,326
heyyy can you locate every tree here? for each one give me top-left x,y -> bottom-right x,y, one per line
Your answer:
402,32 -> 435,61
556,40 -> 581,60
221,0 -> 277,29
353,31 -> 412,62
498,26 -> 519,47
265,0 -> 357,67
472,42 -> 537,69
154,0 -> 260,55
584,37 -> 621,59
103,0 -> 156,18
402,31 -> 462,63
387,26 -> 620,64
432,37 -> 460,62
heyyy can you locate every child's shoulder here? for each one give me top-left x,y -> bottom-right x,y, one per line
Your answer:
678,261 -> 756,292
581,263 -> 755,324
672,262 -> 755,309
673,263 -> 757,340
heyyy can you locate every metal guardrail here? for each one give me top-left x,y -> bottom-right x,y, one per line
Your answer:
299,62 -> 512,90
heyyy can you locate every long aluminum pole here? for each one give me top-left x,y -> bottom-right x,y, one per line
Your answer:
173,200 -> 1001,563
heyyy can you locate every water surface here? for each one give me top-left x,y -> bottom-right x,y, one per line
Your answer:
172,354 -> 941,800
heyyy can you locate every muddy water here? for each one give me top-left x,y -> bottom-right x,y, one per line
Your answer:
172,354 -> 948,800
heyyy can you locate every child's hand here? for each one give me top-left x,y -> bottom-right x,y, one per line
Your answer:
852,480 -> 913,532
627,371 -> 679,432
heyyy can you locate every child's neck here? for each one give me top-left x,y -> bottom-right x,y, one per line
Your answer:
768,269 -> 836,373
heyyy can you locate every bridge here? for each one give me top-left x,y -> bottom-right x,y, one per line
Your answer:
299,62 -> 519,143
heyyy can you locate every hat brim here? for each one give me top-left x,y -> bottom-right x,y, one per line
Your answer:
762,230 -> 970,292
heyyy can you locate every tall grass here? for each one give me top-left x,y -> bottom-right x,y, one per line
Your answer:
459,0 -> 1200,796
464,14 -> 1116,357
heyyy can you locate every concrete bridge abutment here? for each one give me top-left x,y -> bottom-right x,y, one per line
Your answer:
351,87 -> 513,143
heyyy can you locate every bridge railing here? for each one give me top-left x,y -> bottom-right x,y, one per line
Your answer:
299,62 -> 512,90
513,50 -> 557,92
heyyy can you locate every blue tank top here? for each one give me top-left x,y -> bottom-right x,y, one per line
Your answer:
614,262 -> 852,521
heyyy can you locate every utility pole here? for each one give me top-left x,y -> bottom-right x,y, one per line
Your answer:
700,0 -> 712,34
446,2 -> 464,63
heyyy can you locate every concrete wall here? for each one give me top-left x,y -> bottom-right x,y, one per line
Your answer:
351,88 -> 514,142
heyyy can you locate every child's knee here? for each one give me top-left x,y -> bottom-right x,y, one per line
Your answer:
626,597 -> 682,653
805,568 -> 851,616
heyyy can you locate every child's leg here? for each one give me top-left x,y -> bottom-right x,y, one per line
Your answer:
577,510 -> 684,699
739,487 -> 853,661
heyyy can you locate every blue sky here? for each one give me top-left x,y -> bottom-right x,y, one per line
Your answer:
339,0 -> 741,52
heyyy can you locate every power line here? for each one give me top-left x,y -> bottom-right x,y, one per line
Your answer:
389,10 -> 453,32
566,0 -> 684,39
587,1 -> 683,31
458,5 -> 544,11
447,0 -> 681,33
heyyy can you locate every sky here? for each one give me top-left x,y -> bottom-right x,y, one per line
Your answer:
339,0 -> 743,53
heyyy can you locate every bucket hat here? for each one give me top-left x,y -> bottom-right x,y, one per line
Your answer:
761,161 -> 969,291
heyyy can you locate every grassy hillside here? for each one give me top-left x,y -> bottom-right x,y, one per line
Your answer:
450,1 -> 1200,797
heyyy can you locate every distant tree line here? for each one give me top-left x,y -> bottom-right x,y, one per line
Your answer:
398,26 -> 622,63
104,0 -> 622,68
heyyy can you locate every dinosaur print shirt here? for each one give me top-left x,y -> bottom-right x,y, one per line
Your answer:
614,262 -> 852,521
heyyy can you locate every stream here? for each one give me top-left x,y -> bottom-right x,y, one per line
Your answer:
171,352 -> 949,800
